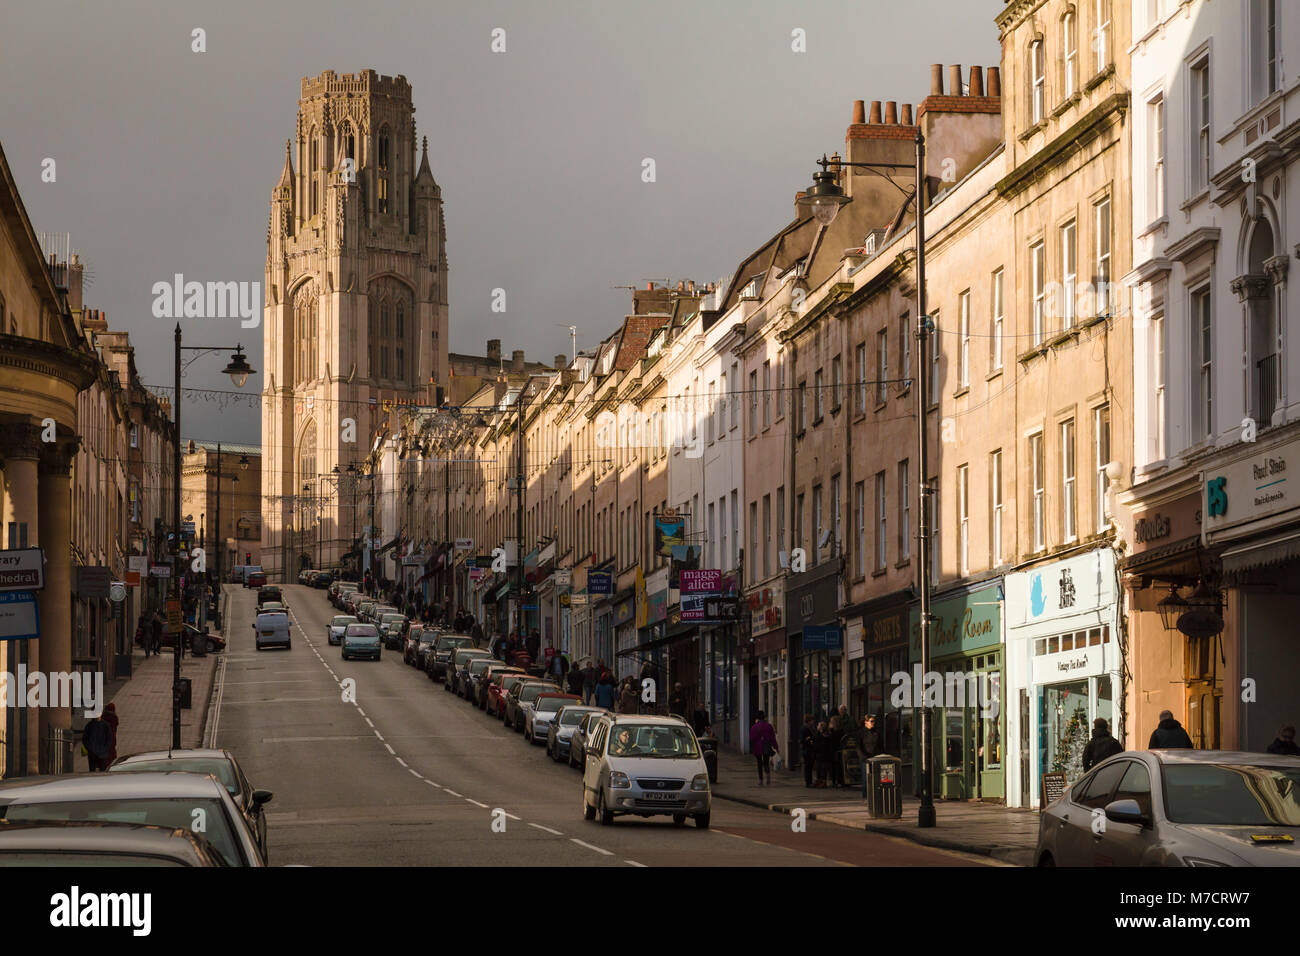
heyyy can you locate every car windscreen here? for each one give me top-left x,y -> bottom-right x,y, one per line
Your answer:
520,684 -> 559,704
607,725 -> 700,758
559,709 -> 591,726
346,633 -> 381,645
536,697 -> 572,713
112,760 -> 238,795
345,625 -> 379,637
468,659 -> 493,676
0,799 -> 243,865
437,637 -> 471,652
255,615 -> 288,628
332,617 -> 358,627
1162,764 -> 1300,826
0,851 -> 190,867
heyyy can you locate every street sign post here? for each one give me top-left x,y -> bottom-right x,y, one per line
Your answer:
0,548 -> 45,592
166,599 -> 182,633
0,591 -> 39,641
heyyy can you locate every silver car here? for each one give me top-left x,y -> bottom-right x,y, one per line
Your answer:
1035,750 -> 1300,867
581,715 -> 711,828
547,705 -> 604,763
524,693 -> 581,745
327,615 -> 358,646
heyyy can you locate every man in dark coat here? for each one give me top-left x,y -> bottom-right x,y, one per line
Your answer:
668,683 -> 688,719
1266,724 -> 1300,756
1083,717 -> 1124,769
1148,710 -> 1194,749
525,629 -> 540,663
799,714 -> 817,788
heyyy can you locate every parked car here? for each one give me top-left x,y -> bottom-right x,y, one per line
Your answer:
549,705 -> 605,764
403,625 -> 425,665
1035,750 -> 1300,867
525,693 -> 582,745
475,663 -> 523,709
355,601 -> 377,623
505,679 -> 562,732
381,622 -> 405,651
490,673 -> 532,721
0,772 -> 265,865
334,587 -> 358,610
445,648 -> 493,694
461,657 -> 498,700
327,615 -> 358,646
341,623 -> 382,661
415,631 -> 442,672
134,623 -> 224,655
252,611 -> 292,651
255,585 -> 283,609
568,710 -> 606,769
108,748 -> 272,861
581,715 -> 711,828
313,571 -> 333,589
0,820 -> 230,867
241,566 -> 264,588
428,635 -> 475,682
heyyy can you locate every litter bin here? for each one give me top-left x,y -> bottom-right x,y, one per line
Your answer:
176,677 -> 193,710
865,754 -> 902,818
697,735 -> 718,783
191,628 -> 208,658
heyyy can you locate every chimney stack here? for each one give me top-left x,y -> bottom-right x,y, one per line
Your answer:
852,100 -> 866,124
931,64 -> 944,96
901,103 -> 914,125
868,101 -> 882,124
988,66 -> 1002,97
950,65 -> 963,95
970,65 -> 984,97
884,101 -> 898,124
512,349 -> 525,372
554,353 -> 567,369
487,339 -> 501,363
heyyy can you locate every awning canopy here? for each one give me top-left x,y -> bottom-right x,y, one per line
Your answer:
378,536 -> 401,554
1220,530 -> 1300,577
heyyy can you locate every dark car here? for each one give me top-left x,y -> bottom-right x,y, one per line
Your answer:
245,570 -> 267,588
313,571 -> 333,588
256,585 -> 283,609
0,820 -> 230,867
403,625 -> 426,665
0,772 -> 264,866
458,655 -> 499,700
446,648 -> 493,695
547,705 -> 605,763
135,623 -> 225,655
427,635 -> 474,682
109,748 -> 272,861
476,664 -> 523,709
505,680 -> 562,732
567,710 -> 607,769
415,631 -> 442,671
342,623 -> 382,661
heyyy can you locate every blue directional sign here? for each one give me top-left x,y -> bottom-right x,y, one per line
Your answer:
0,591 -> 40,641
802,625 -> 842,650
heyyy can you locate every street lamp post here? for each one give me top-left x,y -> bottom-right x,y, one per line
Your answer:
796,133 -> 936,828
172,325 -> 254,749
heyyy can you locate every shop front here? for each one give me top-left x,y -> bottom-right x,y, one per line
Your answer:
747,576 -> 786,755
612,590 -> 636,676
908,581 -> 1003,801
1005,548 -> 1119,808
786,559 -> 843,759
851,597 -> 911,790
1202,428 -> 1300,752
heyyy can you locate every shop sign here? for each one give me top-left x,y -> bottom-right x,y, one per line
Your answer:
554,569 -> 571,587
614,597 -> 635,626
909,582 -> 1001,662
646,588 -> 667,624
1203,434 -> 1300,541
680,569 -> 721,594
1004,550 -> 1115,629
587,571 -> 612,596
748,581 -> 784,637
786,560 -> 840,629
455,538 -> 474,551
802,624 -> 842,650
0,548 -> 44,592
1031,643 -> 1108,685
863,607 -> 908,650
1129,491 -> 1201,559
128,555 -> 149,574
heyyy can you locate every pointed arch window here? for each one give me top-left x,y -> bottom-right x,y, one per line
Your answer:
378,130 -> 391,214
295,283 -> 318,386
395,301 -> 406,383
309,130 -> 319,217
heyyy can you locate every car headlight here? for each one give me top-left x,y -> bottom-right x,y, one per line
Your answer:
1184,857 -> 1230,867
610,771 -> 631,789
691,774 -> 709,791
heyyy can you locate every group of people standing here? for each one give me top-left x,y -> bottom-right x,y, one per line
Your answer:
797,706 -> 884,789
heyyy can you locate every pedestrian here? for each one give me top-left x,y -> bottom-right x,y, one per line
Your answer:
149,613 -> 163,657
1148,709 -> 1194,749
526,629 -> 540,662
813,720 -> 834,788
799,714 -> 817,788
1082,717 -> 1124,770
103,702 -> 119,768
566,662 -> 584,697
595,671 -> 617,710
858,714 -> 883,758
471,622 -> 484,646
669,682 -> 687,719
81,713 -> 111,772
828,715 -> 846,788
582,660 -> 598,705
549,647 -> 569,685
617,678 -> 638,714
750,710 -> 778,785
1266,724 -> 1300,756
837,703 -> 854,734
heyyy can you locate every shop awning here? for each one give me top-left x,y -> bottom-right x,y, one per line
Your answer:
1220,530 -> 1300,577
378,536 -> 401,554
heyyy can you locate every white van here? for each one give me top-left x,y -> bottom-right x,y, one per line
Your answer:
252,611 -> 292,651
580,714 -> 711,828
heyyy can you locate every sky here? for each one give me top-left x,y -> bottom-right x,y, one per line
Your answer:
2,0 -> 1001,444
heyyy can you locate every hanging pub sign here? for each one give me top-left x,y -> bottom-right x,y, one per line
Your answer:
654,512 -> 686,557
587,570 -> 613,596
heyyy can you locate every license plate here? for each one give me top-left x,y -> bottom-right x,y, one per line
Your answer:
640,792 -> 678,801
260,631 -> 274,637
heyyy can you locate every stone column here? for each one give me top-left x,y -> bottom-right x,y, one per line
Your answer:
1265,255 -> 1290,425
1,423 -> 42,774
37,438 -> 77,771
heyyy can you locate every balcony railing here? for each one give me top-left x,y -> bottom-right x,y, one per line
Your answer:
1256,353 -> 1278,426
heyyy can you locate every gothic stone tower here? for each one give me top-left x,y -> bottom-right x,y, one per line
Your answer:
262,70 -> 449,582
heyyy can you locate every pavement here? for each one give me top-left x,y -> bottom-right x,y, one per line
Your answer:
710,745 -> 1039,866
99,590 -> 224,764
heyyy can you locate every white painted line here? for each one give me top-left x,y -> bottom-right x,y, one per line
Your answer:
443,789 -> 462,797
408,768 -> 423,779
356,708 -> 366,718
383,743 -> 395,755
395,756 -> 408,768
374,732 -> 385,742
500,811 -> 521,821
624,859 -> 647,867
465,798 -> 489,808
423,780 -> 441,789
528,823 -> 563,836
364,717 -> 374,728
569,838 -> 613,856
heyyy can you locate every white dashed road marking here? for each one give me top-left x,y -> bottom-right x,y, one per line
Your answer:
569,838 -> 613,856
528,823 -> 563,836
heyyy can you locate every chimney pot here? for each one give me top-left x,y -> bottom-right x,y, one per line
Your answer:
901,103 -> 914,125
930,64 -> 944,96
988,66 -> 1002,97
970,65 -> 984,97
852,99 -> 866,124
884,101 -> 898,124
950,65 -> 963,95
646,282 -> 653,290
487,338 -> 501,363
868,101 -> 882,124
512,349 -> 525,372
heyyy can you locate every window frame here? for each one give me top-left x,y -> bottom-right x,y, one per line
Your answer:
991,269 -> 1005,370
874,471 -> 887,571
1061,418 -> 1077,543
1030,431 -> 1045,552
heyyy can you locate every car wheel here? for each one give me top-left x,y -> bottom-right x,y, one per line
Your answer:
256,644 -> 264,652
672,814 -> 686,826
582,787 -> 596,821
598,790 -> 614,826
205,638 -> 216,653
694,811 -> 710,829
1038,853 -> 1055,867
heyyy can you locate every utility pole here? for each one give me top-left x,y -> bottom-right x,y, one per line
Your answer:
171,325 -> 182,750
213,443 -> 221,629
914,129 -> 936,829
